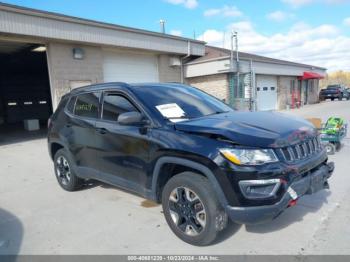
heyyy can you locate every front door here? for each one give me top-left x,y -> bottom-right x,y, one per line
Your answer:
94,92 -> 151,192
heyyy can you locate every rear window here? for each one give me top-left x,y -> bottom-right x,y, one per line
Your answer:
74,92 -> 100,118
327,85 -> 340,90
66,96 -> 76,114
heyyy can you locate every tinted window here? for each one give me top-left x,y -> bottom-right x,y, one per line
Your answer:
271,87 -> 275,91
74,92 -> 100,118
263,87 -> 268,91
102,94 -> 138,121
67,96 -> 76,113
132,84 -> 233,121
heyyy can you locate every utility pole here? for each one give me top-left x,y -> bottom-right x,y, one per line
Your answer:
159,20 -> 166,34
230,31 -> 239,99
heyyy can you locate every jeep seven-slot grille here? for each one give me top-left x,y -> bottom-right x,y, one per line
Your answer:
278,136 -> 322,162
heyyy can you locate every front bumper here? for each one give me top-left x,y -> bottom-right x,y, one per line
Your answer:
226,162 -> 334,224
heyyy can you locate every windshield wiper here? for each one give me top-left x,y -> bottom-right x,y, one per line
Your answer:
206,111 -> 230,116
166,116 -> 190,119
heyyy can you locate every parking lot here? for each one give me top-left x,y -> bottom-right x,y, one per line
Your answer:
1,100 -> 350,255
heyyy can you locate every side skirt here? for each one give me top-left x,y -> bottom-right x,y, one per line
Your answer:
75,166 -> 154,200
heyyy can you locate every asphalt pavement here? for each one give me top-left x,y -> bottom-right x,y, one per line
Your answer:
0,100 -> 349,255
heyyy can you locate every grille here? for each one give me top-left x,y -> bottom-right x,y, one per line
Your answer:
278,136 -> 322,162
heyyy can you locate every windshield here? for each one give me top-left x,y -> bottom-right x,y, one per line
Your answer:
132,84 -> 234,121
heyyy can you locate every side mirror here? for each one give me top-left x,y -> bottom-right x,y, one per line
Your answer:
117,111 -> 144,126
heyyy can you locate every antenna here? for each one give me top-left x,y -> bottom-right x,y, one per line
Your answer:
223,31 -> 226,48
159,19 -> 166,34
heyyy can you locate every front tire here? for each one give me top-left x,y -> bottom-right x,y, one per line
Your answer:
54,148 -> 83,191
162,172 -> 228,246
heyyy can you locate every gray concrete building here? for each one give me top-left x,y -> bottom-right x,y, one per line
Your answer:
0,3 -> 204,128
0,3 -> 328,134
185,46 -> 327,111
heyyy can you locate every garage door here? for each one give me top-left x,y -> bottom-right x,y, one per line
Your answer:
103,50 -> 159,83
256,75 -> 278,111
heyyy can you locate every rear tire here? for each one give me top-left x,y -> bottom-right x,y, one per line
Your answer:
162,172 -> 228,246
331,98 -> 334,101
54,148 -> 83,191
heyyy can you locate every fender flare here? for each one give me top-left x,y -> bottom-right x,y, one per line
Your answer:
151,156 -> 228,207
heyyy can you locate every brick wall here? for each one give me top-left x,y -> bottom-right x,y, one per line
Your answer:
186,74 -> 229,102
158,55 -> 181,82
47,42 -> 104,108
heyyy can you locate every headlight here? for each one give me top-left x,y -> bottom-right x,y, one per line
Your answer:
220,148 -> 278,165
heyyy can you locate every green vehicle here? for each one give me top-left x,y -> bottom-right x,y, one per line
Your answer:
320,117 -> 347,154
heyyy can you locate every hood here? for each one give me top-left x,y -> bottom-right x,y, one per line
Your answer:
175,111 -> 317,148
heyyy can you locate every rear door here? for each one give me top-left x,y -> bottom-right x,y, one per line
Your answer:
65,92 -> 101,172
94,91 -> 151,192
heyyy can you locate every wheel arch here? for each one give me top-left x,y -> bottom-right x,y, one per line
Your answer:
50,142 -> 64,160
151,157 -> 229,208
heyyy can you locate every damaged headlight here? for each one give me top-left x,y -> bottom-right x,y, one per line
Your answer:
220,148 -> 278,165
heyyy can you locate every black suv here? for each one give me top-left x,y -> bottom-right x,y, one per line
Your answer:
48,83 -> 334,246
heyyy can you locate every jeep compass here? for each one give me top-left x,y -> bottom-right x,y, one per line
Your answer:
48,83 -> 334,246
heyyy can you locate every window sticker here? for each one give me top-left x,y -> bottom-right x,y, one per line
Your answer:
155,103 -> 188,122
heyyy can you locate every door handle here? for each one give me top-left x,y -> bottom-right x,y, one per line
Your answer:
96,128 -> 107,134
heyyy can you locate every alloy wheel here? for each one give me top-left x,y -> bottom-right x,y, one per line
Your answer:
56,156 -> 71,185
168,187 -> 206,236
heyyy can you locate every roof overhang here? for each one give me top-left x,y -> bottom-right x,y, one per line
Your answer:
0,3 -> 205,56
185,57 -> 327,79
298,71 -> 325,80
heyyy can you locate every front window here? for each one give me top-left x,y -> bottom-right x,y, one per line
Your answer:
102,94 -> 138,121
132,84 -> 233,122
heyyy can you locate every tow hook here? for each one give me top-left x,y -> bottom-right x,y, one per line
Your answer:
288,199 -> 298,207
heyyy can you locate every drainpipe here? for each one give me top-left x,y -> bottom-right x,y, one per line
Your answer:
181,41 -> 191,84
250,59 -> 257,111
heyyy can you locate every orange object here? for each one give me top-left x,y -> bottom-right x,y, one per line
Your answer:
306,118 -> 322,129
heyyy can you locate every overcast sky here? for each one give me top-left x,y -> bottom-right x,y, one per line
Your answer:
3,0 -> 350,71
